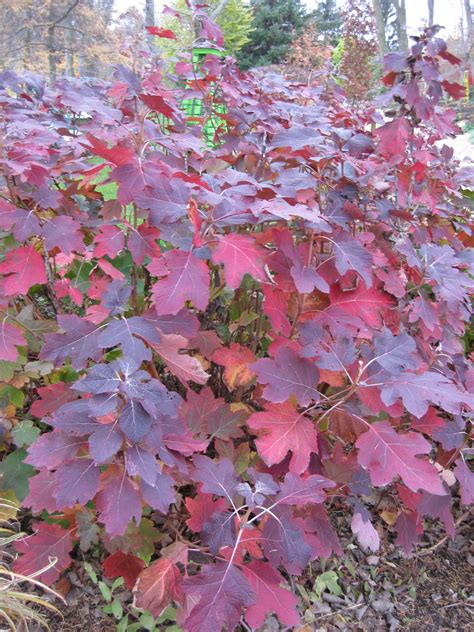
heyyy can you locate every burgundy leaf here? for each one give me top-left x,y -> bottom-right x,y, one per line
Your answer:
13,522 -> 73,585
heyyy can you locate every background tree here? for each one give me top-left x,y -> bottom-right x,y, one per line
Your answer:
391,0 -> 408,50
286,21 -> 333,81
159,0 -> 254,57
339,0 -> 378,99
428,0 -> 435,25
311,0 -> 341,45
0,0 -> 117,79
237,0 -> 306,69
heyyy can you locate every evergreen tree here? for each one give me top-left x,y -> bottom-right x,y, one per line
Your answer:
312,0 -> 341,45
237,0 -> 306,69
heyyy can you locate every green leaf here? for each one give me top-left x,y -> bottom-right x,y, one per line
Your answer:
11,420 -> 40,448
111,598 -> 123,620
111,576 -> 124,591
0,384 -> 24,408
0,354 -> 25,381
0,449 -> 35,500
136,518 -> 161,564
157,607 -> 177,624
98,580 -> 112,602
314,570 -> 342,598
117,615 -> 129,632
139,612 -> 156,630
84,561 -> 98,584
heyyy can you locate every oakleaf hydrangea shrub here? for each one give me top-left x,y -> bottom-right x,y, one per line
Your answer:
0,22 -> 472,632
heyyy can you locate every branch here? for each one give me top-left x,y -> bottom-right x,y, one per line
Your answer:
51,0 -> 81,27
211,0 -> 229,19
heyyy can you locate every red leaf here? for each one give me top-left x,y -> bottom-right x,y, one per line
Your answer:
104,551 -> 145,589
355,421 -> 445,495
243,561 -> 300,629
0,246 -> 47,295
247,402 -> 319,474
0,320 -> 26,361
441,80 -> 465,99
375,118 -> 411,157
13,522 -> 73,585
323,284 -> 395,330
153,333 -> 209,385
133,558 -> 184,616
211,343 -> 256,390
93,225 -> 125,259
146,26 -> 177,39
185,492 -> 227,532
212,234 -> 268,289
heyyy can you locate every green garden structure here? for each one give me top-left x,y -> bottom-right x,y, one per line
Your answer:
180,44 -> 227,146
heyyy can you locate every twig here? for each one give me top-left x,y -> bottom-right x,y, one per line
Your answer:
316,602 -> 363,619
417,508 -> 472,557
439,601 -> 474,610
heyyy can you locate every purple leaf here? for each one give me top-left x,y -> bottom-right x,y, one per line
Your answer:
380,371 -> 474,418
43,216 -> 83,255
261,506 -> 312,574
276,472 -> 335,506
89,423 -> 123,464
25,431 -> 82,470
49,400 -> 98,436
331,232 -> 373,287
53,459 -> 100,506
140,472 -> 176,513
40,315 -> 104,370
182,563 -> 255,632
250,346 -> 320,406
454,460 -> 474,505
193,455 -> 238,502
202,511 -> 237,554
119,400 -> 153,442
125,445 -> 159,485
96,467 -> 142,536
150,250 -> 210,315
98,316 -> 161,365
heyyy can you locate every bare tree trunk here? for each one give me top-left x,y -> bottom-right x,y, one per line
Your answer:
392,0 -> 408,51
47,1 -> 57,81
465,0 -> 473,37
464,0 -> 473,77
65,12 -> 74,76
372,0 -> 388,56
428,0 -> 435,25
145,0 -> 155,47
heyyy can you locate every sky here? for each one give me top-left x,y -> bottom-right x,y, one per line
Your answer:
114,0 -> 466,38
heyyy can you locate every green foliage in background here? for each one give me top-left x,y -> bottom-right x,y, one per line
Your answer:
237,0 -> 306,69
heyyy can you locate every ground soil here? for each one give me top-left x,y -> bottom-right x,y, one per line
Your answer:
41,510 -> 473,632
